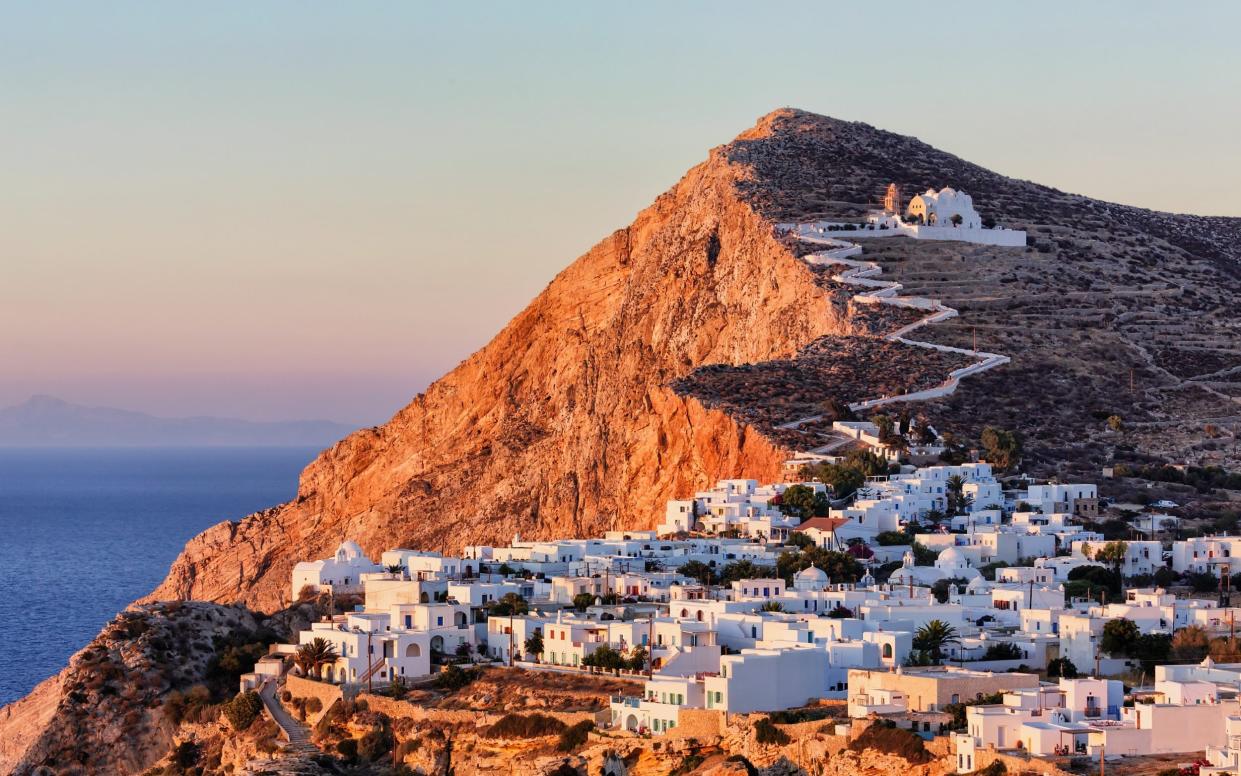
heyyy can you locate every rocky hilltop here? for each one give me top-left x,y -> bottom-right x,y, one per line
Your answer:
145,108 -> 1241,613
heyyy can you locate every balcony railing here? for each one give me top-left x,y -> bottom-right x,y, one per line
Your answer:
611,695 -> 640,708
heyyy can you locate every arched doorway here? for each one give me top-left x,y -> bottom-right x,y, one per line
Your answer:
430,635 -> 444,653
405,642 -> 422,658
336,665 -> 348,683
419,591 -> 429,603
625,714 -> 639,732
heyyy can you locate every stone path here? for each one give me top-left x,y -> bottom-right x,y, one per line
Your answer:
776,225 -> 1012,443
257,680 -> 320,759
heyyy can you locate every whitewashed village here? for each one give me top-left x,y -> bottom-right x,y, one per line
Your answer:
228,189 -> 1241,776
249,448 -> 1241,776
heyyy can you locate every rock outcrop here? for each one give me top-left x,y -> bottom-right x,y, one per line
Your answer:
145,113 -> 861,612
0,602 -> 310,775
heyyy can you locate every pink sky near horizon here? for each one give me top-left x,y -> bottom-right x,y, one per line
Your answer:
3,3 -> 1238,425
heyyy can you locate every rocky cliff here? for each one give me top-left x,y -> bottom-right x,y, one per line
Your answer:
0,601 -> 314,775
144,108 -> 1241,613
144,112 -> 863,612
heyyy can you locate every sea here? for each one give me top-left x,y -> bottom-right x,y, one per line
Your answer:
0,446 -> 318,706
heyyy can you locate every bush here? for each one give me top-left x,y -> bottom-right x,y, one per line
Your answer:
847,720 -> 932,763
1047,657 -> 1079,678
753,717 -> 790,746
484,712 -> 567,739
336,738 -> 358,760
556,720 -> 594,752
221,690 -> 263,732
358,729 -> 393,761
981,642 -> 1023,661
433,663 -> 480,691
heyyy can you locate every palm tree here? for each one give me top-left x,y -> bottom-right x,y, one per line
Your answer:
294,637 -> 340,679
385,564 -> 404,575
945,475 -> 967,516
914,619 -> 960,665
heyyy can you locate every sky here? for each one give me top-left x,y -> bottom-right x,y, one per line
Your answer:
2,2 -> 1238,427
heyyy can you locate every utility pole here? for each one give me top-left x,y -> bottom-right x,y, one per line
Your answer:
647,612 -> 655,679
509,610 -> 515,667
1100,743 -> 1105,776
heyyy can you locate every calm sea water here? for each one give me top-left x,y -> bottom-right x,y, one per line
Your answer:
0,447 -> 317,705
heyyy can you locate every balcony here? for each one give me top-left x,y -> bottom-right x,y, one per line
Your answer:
612,695 -> 640,708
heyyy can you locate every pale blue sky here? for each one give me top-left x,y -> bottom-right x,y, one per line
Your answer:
2,2 -> 1238,425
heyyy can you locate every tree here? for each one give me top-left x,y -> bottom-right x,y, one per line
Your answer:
760,601 -> 785,612
931,577 -> 969,604
978,561 -> 1010,581
572,592 -> 596,612
721,560 -> 775,583
678,560 -> 717,585
1093,541 -> 1129,577
294,637 -> 339,678
1047,657 -> 1079,678
980,427 -> 1022,471
1100,618 -> 1140,656
982,642 -> 1024,661
524,632 -> 544,662
221,690 -> 263,731
876,531 -> 913,546
488,592 -> 528,617
1172,625 -> 1210,662
786,532 -> 815,550
385,564 -> 404,575
911,542 -> 939,566
1107,415 -> 1125,432
776,547 -> 863,584
913,620 -> 959,664
950,213 -> 963,227
781,485 -> 829,519
945,475 -> 972,516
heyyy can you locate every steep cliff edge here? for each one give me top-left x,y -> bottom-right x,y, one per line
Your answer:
145,113 -> 858,612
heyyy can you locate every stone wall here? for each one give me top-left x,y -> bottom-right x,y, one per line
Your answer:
665,709 -> 725,740
283,674 -> 343,729
357,692 -> 605,731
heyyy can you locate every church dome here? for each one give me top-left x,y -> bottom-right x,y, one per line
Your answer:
937,546 -> 967,568
336,540 -> 364,561
798,565 -> 828,581
795,565 -> 829,591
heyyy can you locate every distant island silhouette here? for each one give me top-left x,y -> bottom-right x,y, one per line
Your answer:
0,395 -> 355,446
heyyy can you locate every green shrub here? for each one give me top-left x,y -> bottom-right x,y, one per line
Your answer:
433,663 -> 480,691
220,690 -> 263,732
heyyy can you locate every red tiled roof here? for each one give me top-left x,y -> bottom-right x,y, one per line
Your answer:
796,517 -> 848,533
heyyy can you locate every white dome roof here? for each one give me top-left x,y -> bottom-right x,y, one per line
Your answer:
937,547 -> 967,566
797,566 -> 829,580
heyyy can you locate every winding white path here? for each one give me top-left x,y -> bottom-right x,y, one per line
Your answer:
777,224 -> 1011,435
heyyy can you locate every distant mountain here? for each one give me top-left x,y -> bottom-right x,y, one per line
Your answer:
0,395 -> 356,447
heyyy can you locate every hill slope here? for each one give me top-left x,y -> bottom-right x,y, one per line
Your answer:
145,108 -> 1241,613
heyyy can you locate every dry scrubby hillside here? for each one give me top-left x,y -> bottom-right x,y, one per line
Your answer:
145,108 -> 1241,614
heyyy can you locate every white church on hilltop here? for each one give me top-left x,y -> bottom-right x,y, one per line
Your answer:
906,187 -> 981,228
844,182 -> 1025,247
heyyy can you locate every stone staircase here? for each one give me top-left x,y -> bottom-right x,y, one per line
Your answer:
257,680 -> 320,759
